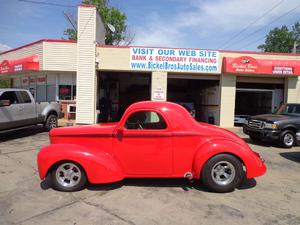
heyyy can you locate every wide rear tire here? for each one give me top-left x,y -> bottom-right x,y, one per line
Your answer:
201,154 -> 244,193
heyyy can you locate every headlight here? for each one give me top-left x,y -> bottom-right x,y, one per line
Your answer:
264,122 -> 278,129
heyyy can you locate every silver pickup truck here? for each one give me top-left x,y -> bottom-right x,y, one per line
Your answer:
0,89 -> 63,132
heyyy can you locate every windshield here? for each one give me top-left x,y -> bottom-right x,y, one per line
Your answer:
275,104 -> 300,116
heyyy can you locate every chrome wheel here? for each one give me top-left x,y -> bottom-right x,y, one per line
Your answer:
211,161 -> 236,186
55,163 -> 82,188
49,116 -> 57,128
283,133 -> 294,147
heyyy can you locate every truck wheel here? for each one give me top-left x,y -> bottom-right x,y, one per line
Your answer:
201,154 -> 244,193
45,114 -> 58,131
280,130 -> 295,148
51,161 -> 87,192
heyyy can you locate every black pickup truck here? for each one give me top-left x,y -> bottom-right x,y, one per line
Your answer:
243,104 -> 300,148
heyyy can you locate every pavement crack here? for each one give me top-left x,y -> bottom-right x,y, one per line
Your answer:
1,148 -> 36,154
14,200 -> 78,225
81,199 -> 136,225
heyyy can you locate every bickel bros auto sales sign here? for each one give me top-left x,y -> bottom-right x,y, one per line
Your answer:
130,47 -> 219,73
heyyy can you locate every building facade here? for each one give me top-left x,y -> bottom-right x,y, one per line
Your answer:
1,5 -> 300,127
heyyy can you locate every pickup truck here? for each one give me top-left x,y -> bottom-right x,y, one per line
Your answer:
243,103 -> 300,148
0,88 -> 63,132
38,101 -> 266,193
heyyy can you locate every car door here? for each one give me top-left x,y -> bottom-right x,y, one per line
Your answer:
113,110 -> 173,176
0,91 -> 21,130
16,91 -> 37,126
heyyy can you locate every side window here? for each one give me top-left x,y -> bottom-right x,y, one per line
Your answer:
0,91 -> 19,104
18,91 -> 32,103
125,111 -> 167,130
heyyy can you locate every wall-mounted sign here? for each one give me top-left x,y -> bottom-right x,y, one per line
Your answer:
153,87 -> 165,101
130,47 -> 219,73
223,56 -> 300,75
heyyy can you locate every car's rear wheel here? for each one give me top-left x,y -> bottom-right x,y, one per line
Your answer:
280,130 -> 295,148
201,154 -> 244,193
51,161 -> 87,192
45,114 -> 58,131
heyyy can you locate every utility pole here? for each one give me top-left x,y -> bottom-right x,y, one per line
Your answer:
292,41 -> 298,53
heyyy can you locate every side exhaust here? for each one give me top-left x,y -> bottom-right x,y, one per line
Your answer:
184,172 -> 194,182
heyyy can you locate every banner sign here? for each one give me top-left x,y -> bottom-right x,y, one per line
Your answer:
0,55 -> 39,75
130,47 -> 219,73
223,56 -> 300,75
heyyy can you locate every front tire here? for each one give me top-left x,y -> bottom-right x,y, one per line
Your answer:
45,114 -> 58,131
51,161 -> 87,192
201,154 -> 244,193
280,130 -> 295,148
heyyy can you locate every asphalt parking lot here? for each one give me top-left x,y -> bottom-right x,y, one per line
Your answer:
0,127 -> 300,225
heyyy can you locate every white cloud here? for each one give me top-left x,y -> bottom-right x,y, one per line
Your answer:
132,0 -> 300,50
0,43 -> 11,53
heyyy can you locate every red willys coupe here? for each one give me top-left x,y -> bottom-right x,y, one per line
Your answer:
37,101 -> 266,193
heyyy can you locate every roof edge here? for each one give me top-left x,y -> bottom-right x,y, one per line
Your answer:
0,39 -> 77,56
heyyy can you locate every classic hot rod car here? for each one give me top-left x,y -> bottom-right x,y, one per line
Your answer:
37,101 -> 266,193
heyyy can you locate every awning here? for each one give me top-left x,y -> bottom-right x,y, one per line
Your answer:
223,56 -> 300,75
0,55 -> 40,75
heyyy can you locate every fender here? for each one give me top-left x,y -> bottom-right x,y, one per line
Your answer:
37,144 -> 124,183
192,139 -> 266,179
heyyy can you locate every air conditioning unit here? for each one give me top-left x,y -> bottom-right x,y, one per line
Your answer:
67,104 -> 76,113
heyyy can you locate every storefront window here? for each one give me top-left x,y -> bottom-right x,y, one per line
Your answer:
36,85 -> 47,102
59,85 -> 72,100
47,85 -> 56,102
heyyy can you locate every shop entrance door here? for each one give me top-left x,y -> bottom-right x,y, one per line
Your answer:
235,88 -> 283,125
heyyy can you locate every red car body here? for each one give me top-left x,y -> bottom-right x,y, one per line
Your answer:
38,101 -> 266,188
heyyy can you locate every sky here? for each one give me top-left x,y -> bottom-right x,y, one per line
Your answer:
0,0 -> 300,53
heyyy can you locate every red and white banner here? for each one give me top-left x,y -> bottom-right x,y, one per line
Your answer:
223,56 -> 300,75
0,55 -> 39,75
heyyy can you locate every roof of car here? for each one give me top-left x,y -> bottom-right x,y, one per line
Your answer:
128,101 -> 184,110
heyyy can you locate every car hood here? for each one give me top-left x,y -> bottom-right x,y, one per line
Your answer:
250,114 -> 292,123
49,122 -> 118,137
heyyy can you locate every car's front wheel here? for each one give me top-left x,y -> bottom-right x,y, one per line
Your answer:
51,161 -> 87,192
280,130 -> 295,148
201,154 -> 244,193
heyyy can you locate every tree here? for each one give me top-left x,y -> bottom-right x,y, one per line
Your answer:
63,0 -> 132,45
258,25 -> 294,53
258,22 -> 300,53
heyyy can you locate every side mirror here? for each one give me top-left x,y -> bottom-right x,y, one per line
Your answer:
0,100 -> 11,107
